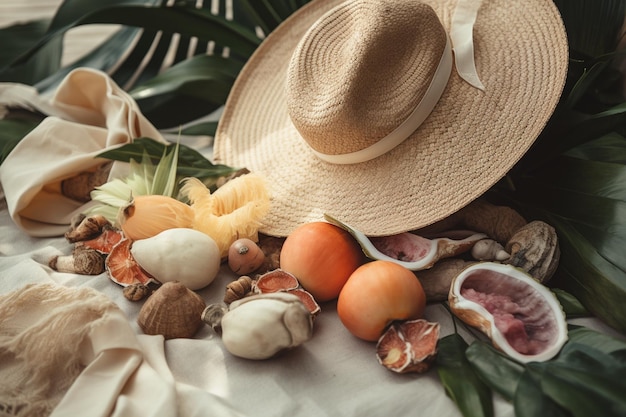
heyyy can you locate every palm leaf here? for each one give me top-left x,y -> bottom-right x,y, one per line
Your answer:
495,0 -> 626,332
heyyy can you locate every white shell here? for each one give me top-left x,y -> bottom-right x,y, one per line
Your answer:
325,214 -> 486,271
449,262 -> 567,363
221,292 -> 313,360
131,228 -> 221,290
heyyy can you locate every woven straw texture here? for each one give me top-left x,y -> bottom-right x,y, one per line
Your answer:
213,0 -> 569,237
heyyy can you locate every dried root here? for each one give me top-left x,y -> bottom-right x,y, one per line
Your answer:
61,161 -> 113,203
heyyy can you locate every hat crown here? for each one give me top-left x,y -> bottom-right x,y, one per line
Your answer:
286,0 -> 447,161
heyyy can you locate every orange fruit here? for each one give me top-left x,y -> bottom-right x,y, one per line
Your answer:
337,260 -> 426,341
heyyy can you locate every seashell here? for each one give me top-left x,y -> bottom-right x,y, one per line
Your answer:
137,281 -> 206,339
449,262 -> 567,363
471,239 -> 510,261
215,292 -> 314,360
504,220 -> 560,283
325,214 -> 486,271
376,319 -> 440,374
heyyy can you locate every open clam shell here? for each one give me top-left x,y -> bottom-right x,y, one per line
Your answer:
324,214 -> 486,271
449,262 -> 567,363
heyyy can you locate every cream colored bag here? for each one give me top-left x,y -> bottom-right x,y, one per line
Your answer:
0,68 -> 166,237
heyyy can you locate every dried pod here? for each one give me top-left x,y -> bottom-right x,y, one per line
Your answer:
284,288 -> 321,317
228,238 -> 266,275
49,247 -> 105,275
325,214 -> 485,271
123,283 -> 153,302
254,269 -> 300,293
471,239 -> 510,261
105,238 -> 154,286
217,292 -> 314,360
65,214 -> 111,243
75,224 -> 124,255
224,276 -> 254,304
449,262 -> 567,363
253,269 -> 320,316
376,319 -> 440,373
504,220 -> 560,283
137,281 -> 206,339
415,258 -> 475,302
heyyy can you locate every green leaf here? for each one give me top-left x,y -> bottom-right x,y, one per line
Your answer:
4,5 -> 260,72
436,334 -> 493,417
129,55 -> 244,128
0,118 -> 40,165
150,144 -> 178,196
553,0 -> 626,58
465,341 -> 525,401
533,354 -> 626,417
514,366 -> 570,417
0,19 -> 63,85
546,214 -> 626,333
566,325 -> 626,356
551,289 -> 590,318
96,137 -> 237,180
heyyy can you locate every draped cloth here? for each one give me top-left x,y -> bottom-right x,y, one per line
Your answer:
0,68 -> 166,237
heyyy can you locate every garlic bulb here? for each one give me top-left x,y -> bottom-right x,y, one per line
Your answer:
204,292 -> 313,360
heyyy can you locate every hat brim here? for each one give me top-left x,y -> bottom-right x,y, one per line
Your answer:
214,0 -> 568,237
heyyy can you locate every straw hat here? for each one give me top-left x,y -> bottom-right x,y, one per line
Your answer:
213,0 -> 568,237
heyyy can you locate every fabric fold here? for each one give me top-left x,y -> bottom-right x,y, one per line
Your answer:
0,68 -> 166,237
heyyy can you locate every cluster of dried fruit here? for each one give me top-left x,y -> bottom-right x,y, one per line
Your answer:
50,195 -> 566,370
49,213 -> 224,341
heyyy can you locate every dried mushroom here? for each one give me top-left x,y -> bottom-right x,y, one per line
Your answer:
449,262 -> 567,363
49,247 -> 105,275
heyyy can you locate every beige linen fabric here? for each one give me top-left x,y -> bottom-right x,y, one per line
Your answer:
0,283 -> 175,417
0,68 -> 166,237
